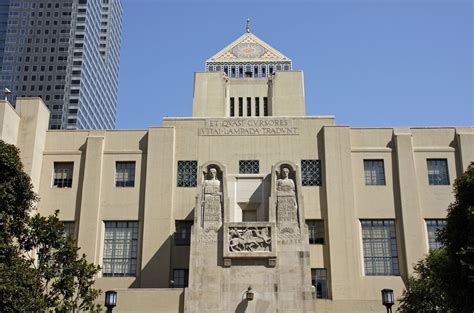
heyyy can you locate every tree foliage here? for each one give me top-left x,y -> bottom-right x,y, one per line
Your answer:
399,162 -> 474,312
0,140 -> 101,312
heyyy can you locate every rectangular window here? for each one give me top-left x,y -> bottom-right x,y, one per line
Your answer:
361,220 -> 399,276
172,269 -> 189,288
301,160 -> 322,186
239,160 -> 259,174
255,97 -> 260,116
263,97 -> 268,116
115,161 -> 135,187
261,66 -> 267,78
427,159 -> 449,185
426,219 -> 447,250
238,97 -> 243,117
247,97 -> 251,116
307,220 -> 324,244
53,162 -> 73,188
311,268 -> 328,299
230,97 -> 235,117
177,160 -> 198,187
102,221 -> 138,277
364,160 -> 385,185
62,221 -> 75,240
175,220 -> 193,245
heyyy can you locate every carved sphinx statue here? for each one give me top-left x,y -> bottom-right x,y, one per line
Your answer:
202,167 -> 222,231
276,167 -> 298,231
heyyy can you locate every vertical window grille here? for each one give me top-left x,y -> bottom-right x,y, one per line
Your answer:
263,97 -> 268,116
364,160 -> 385,185
427,159 -> 449,185
115,161 -> 136,187
175,220 -> 193,245
311,268 -> 328,298
238,66 -> 243,78
426,219 -> 447,250
247,97 -> 251,116
53,162 -> 73,188
238,97 -> 243,117
172,269 -> 189,288
230,97 -> 235,117
239,160 -> 259,174
231,66 -> 236,78
102,221 -> 139,277
307,220 -> 324,244
261,66 -> 267,78
255,97 -> 260,116
301,160 -> 322,186
269,65 -> 274,75
361,220 -> 399,276
177,161 -> 198,187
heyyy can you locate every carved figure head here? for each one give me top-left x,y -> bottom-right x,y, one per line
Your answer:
281,167 -> 290,179
209,167 -> 217,179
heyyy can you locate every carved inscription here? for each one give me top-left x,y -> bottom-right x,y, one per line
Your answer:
198,119 -> 299,136
229,227 -> 271,252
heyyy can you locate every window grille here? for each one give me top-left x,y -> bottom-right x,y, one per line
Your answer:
239,160 -> 259,174
102,221 -> 138,277
307,220 -> 324,244
172,269 -> 189,288
361,220 -> 399,276
301,160 -> 322,186
115,161 -> 135,187
175,220 -> 193,245
364,160 -> 385,185
427,159 -> 449,185
177,161 -> 198,187
53,162 -> 73,188
311,268 -> 328,298
426,219 -> 447,250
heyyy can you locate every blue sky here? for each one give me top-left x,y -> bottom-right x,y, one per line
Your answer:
116,0 -> 473,129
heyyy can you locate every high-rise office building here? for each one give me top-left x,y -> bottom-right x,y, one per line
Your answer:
0,0 -> 123,129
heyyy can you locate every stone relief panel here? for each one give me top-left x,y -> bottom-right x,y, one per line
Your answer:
228,226 -> 271,252
202,167 -> 222,232
276,167 -> 299,233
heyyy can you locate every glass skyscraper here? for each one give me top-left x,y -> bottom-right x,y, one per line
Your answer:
0,0 -> 123,129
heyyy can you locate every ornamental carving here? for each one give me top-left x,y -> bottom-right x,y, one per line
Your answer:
228,226 -> 271,252
202,167 -> 222,231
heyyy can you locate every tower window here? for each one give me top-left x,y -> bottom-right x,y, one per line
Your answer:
276,65 -> 282,71
238,66 -> 244,78
254,66 -> 259,78
247,97 -> 251,116
255,97 -> 260,116
238,97 -> 243,117
261,66 -> 267,78
230,97 -> 235,117
263,97 -> 268,116
224,66 -> 229,76
231,66 -> 236,78
269,66 -> 274,75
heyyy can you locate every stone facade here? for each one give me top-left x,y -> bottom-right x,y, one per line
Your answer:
0,29 -> 473,312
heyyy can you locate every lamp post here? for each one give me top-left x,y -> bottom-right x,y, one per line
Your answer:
245,286 -> 254,301
105,290 -> 117,313
381,289 -> 394,313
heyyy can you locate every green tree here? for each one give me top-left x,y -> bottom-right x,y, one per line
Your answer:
0,139 -> 101,312
399,162 -> 474,312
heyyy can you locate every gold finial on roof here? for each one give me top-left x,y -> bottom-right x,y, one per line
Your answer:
246,17 -> 250,33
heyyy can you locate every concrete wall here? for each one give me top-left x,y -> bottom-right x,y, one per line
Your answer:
1,97 -> 473,312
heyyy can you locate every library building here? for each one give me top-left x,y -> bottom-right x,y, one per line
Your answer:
1,24 -> 472,312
